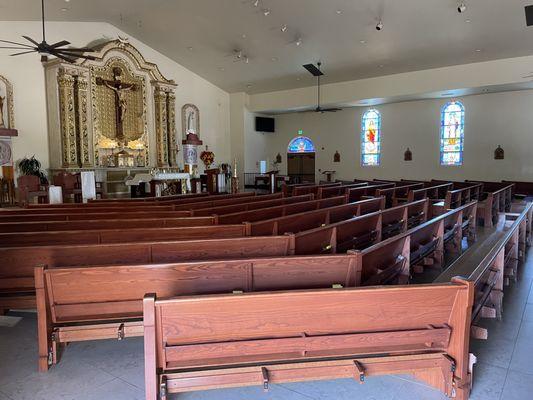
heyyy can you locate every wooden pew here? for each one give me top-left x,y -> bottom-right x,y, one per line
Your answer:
35,254 -> 360,371
396,183 -> 453,205
246,198 -> 384,236
465,182 -> 514,227
0,224 -> 247,248
88,192 -> 209,203
0,216 -> 215,233
191,194 -> 313,217
294,212 -> 382,255
218,196 -> 346,225
375,183 -> 424,208
0,236 -> 295,312
435,203 -> 532,340
503,180 -> 533,198
0,210 -> 193,223
143,279 -> 474,400
316,183 -> 367,200
346,184 -> 395,202
292,182 -> 342,197
172,193 -> 283,212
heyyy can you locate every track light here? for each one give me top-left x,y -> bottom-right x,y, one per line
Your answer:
253,0 -> 259,7
281,24 -> 288,32
263,9 -> 271,16
457,2 -> 467,13
376,20 -> 383,31
295,37 -> 302,46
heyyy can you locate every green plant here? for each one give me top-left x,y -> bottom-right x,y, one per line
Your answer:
17,156 -> 48,184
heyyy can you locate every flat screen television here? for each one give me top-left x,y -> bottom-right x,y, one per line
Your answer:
256,116 -> 275,133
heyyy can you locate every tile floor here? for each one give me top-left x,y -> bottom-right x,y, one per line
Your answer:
1,252 -> 533,400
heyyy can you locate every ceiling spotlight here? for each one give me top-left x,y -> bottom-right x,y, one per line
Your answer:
263,9 -> 271,16
281,24 -> 288,32
457,2 -> 467,13
295,37 -> 303,46
245,56 -> 250,64
253,0 -> 259,7
376,20 -> 383,31
336,10 -> 342,15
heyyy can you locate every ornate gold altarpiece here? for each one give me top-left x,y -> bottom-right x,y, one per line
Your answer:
44,39 -> 178,171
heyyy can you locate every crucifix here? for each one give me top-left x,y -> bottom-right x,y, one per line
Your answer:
96,67 -> 137,142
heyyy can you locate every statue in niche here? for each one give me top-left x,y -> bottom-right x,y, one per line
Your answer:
182,104 -> 200,139
96,67 -> 137,142
187,109 -> 197,134
0,95 -> 5,128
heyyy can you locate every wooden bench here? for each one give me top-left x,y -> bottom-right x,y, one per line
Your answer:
35,254 -> 360,371
218,196 -> 346,225
172,193 -> 283,212
466,182 -> 514,227
246,198 -> 384,236
0,216 -> 215,233
143,279 -> 474,400
396,183 -> 453,205
375,184 -> 424,208
0,235 -> 295,312
316,183 -> 368,200
346,184 -> 395,202
503,180 -> 533,198
291,182 -> 342,196
0,210 -> 194,223
0,224 -> 247,248
191,194 -> 314,217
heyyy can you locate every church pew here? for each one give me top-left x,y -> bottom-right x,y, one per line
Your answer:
172,192 -> 283,212
0,216 -> 215,233
281,182 -> 315,196
375,184 -> 424,208
28,191 -> 253,208
503,180 -> 533,198
191,194 -> 313,217
88,192 -> 209,203
432,184 -> 482,216
346,184 -> 395,202
35,254 -> 360,371
407,198 -> 430,228
0,224 -> 247,248
396,183 -> 453,205
0,236 -> 295,312
246,198 -> 384,236
218,196 -> 346,225
143,279 -> 474,400
465,182 -> 513,227
435,203 -> 532,340
0,210 -> 193,223
316,183 -> 368,200
291,182 -> 342,197
409,214 -> 445,273
2,204 -> 180,214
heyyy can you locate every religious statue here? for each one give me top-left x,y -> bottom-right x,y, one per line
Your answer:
187,109 -> 197,134
0,95 -> 5,129
96,67 -> 136,142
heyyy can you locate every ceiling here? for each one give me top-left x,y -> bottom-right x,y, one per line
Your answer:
2,0 -> 533,94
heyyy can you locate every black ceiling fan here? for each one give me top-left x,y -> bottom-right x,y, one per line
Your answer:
0,0 -> 95,63
301,62 -> 342,113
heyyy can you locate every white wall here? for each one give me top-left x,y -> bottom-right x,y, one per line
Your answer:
246,89 -> 533,182
0,21 -> 230,175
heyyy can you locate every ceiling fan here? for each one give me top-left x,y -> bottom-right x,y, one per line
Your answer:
0,0 -> 95,63
301,62 -> 342,113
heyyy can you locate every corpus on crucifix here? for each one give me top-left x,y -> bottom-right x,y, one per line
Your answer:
96,67 -> 137,142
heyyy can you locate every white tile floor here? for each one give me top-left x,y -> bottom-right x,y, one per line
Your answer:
1,252 -> 533,400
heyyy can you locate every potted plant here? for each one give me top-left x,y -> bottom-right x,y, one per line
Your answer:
17,156 -> 48,184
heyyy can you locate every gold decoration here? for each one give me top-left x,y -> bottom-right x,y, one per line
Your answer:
167,92 -> 177,166
76,74 -> 91,167
0,74 -> 15,130
154,88 -> 169,167
58,73 -> 79,167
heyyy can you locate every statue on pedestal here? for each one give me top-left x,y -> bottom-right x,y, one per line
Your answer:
0,96 -> 5,129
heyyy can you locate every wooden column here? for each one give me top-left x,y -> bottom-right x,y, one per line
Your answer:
57,73 -> 79,168
154,88 -> 169,167
167,91 -> 177,166
76,74 -> 92,167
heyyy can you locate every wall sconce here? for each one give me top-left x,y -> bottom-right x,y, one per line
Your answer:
333,151 -> 340,163
494,145 -> 504,160
404,148 -> 412,161
275,153 -> 282,164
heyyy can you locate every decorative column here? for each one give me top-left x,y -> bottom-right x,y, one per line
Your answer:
166,91 -> 177,166
76,74 -> 92,167
154,87 -> 169,167
57,72 -> 79,168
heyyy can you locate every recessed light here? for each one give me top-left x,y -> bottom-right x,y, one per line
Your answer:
465,19 -> 471,23
241,34 -> 247,39
360,40 -> 366,44
378,64 -> 384,68
271,57 -> 278,61
246,84 -> 252,88
218,67 -> 225,71
475,49 -> 482,52
263,9 -> 271,16
295,38 -> 302,46
187,46 -> 193,51
61,7 -> 68,11
64,0 -> 71,2
296,77 -> 301,81
336,10 -> 342,15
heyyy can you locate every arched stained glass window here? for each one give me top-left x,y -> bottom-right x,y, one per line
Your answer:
287,136 -> 315,153
361,109 -> 381,166
440,101 -> 465,166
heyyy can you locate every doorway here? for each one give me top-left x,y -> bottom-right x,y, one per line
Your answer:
287,136 -> 316,183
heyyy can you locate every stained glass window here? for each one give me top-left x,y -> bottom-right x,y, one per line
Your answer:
440,101 -> 465,166
361,109 -> 381,166
287,136 -> 315,153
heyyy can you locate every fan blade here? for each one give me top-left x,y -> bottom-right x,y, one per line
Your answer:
54,47 -> 94,53
10,50 -> 37,56
54,49 -> 96,60
0,46 -> 37,50
303,63 -> 324,77
52,52 -> 77,63
0,39 -> 34,48
23,36 -> 41,47
321,108 -> 342,112
49,40 -> 71,49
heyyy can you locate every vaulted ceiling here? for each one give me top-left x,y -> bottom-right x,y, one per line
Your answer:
2,0 -> 533,94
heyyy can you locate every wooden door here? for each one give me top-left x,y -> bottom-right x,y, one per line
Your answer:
287,153 -> 315,184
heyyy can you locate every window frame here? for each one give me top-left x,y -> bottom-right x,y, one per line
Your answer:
439,100 -> 465,167
360,109 -> 382,167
